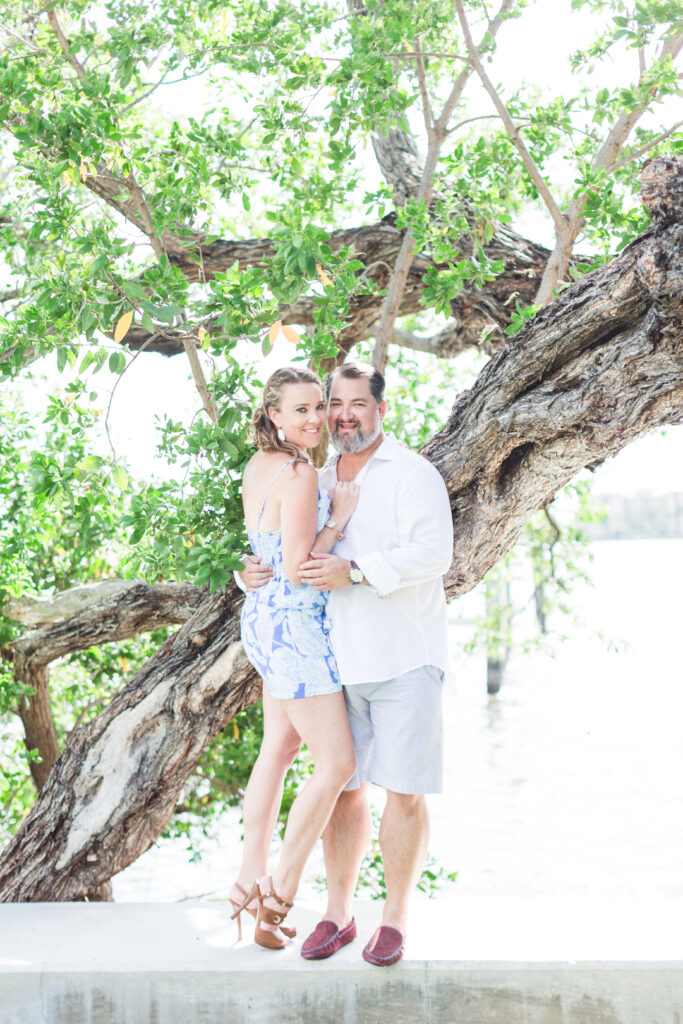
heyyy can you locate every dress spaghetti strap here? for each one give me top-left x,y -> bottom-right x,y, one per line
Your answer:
256,458 -> 297,530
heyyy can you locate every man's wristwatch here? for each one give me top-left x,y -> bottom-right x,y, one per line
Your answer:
348,560 -> 364,585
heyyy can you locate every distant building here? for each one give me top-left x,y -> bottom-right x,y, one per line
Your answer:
589,492 -> 683,540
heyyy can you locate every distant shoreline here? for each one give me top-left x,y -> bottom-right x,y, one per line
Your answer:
589,492 -> 683,540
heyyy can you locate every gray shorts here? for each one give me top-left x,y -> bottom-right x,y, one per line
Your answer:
343,665 -> 444,795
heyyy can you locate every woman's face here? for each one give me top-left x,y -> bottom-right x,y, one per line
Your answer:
268,382 -> 326,449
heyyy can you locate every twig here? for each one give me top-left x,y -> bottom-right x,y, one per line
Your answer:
610,122 -> 683,173
120,72 -> 170,114
103,333 -> 156,460
380,50 -> 469,61
446,112 -> 500,135
414,38 -> 434,137
69,697 -> 108,738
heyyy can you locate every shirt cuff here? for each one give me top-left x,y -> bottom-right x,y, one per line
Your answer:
354,552 -> 401,598
233,556 -> 249,594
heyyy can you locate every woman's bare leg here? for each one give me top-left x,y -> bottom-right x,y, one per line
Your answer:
234,688 -> 301,892
265,690 -> 355,909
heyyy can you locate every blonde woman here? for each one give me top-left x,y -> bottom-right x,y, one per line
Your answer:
229,366 -> 358,949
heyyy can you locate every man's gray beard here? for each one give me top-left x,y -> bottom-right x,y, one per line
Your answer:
331,414 -> 382,454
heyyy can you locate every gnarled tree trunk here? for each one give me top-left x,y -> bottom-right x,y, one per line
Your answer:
0,157 -> 680,902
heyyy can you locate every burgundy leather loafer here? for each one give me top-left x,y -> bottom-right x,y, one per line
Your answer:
362,925 -> 405,966
301,918 -> 357,960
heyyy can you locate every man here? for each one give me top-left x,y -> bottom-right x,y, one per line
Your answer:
241,362 -> 453,966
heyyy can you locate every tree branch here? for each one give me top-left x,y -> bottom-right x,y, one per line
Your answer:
592,31 -> 683,177
535,26 -> 683,306
45,8 -> 87,80
454,0 -> 566,238
610,122 -> 683,174
414,37 -> 434,137
9,581 -> 204,662
182,336 -> 218,423
371,0 -> 516,370
4,579 -> 148,627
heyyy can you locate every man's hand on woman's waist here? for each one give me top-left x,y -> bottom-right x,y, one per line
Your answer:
239,554 -> 274,590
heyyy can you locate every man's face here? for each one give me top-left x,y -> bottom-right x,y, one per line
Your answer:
327,375 -> 386,453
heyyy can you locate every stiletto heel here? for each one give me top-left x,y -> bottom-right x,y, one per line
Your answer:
229,881 -> 258,942
253,875 -> 294,950
229,881 -> 296,940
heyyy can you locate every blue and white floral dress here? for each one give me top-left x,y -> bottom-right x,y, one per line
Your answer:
240,459 -> 341,700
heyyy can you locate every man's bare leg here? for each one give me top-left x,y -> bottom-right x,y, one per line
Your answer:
321,783 -> 372,927
378,791 -> 429,936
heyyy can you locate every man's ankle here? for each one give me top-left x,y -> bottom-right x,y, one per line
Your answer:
380,905 -> 409,936
324,903 -> 353,928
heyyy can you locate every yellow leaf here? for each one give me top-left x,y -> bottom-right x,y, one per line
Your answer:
268,320 -> 282,344
79,161 -> 89,182
61,170 -> 71,188
281,325 -> 300,345
232,722 -> 240,740
198,326 -> 207,341
120,657 -> 128,672
114,310 -> 134,343
316,262 -> 332,287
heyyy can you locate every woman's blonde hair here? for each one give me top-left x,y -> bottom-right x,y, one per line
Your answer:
250,366 -> 324,460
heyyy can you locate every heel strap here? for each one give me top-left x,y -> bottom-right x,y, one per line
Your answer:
260,887 -> 293,910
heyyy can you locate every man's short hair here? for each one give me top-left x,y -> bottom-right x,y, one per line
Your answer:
326,361 -> 385,404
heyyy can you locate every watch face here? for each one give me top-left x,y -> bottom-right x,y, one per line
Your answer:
349,567 -> 363,584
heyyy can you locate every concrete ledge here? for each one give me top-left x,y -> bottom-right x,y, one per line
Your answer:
2,898 -> 682,1023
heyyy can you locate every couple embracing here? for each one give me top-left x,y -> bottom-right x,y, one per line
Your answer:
229,361 -> 452,967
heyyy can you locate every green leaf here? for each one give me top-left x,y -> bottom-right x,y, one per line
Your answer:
109,351 -> 126,374
112,465 -> 129,490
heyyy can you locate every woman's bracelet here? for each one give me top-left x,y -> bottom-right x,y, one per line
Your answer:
325,520 -> 348,544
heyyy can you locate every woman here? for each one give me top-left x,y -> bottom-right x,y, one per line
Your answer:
229,366 -> 358,949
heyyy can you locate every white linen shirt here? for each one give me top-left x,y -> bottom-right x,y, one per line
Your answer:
320,433 -> 453,687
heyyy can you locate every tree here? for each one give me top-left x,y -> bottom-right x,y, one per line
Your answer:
0,0 -> 681,900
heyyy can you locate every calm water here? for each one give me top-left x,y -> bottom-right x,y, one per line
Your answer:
113,539 -> 683,902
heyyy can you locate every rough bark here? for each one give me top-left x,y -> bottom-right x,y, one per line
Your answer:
0,582 -> 258,901
8,581 -> 205,791
15,661 -> 60,792
4,579 -> 199,629
0,157 -> 680,901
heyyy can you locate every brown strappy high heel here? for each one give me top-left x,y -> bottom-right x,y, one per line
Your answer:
231,876 -> 294,950
228,881 -> 296,940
